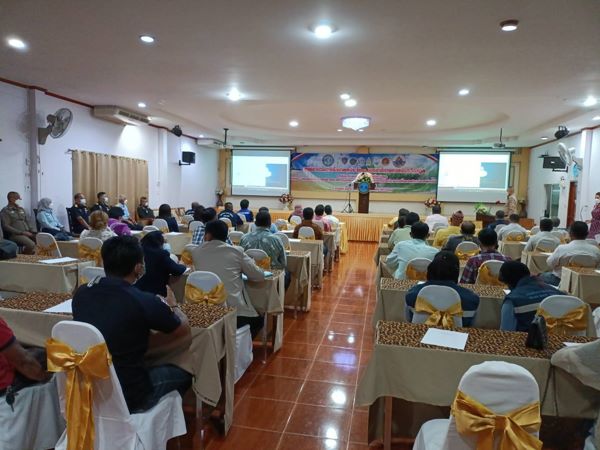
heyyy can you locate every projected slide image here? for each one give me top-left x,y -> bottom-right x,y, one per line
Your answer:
479,162 -> 508,189
231,149 -> 291,196
265,164 -> 288,188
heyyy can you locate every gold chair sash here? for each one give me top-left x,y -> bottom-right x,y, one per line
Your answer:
452,390 -> 542,450
477,264 -> 504,286
537,306 -> 587,334
37,241 -> 58,256
415,297 -> 463,329
456,248 -> 479,261
78,244 -> 102,265
160,227 -> 169,234
46,338 -> 112,450
255,256 -> 272,270
300,234 -> 315,240
185,282 -> 227,305
180,250 -> 193,266
406,265 -> 427,281
277,223 -> 288,231
506,234 -> 525,242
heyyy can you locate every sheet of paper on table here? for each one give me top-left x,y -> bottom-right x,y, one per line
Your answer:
420,328 -> 469,350
564,342 -> 585,347
44,299 -> 72,313
503,289 -> 511,295
39,257 -> 78,264
166,232 -> 184,235
540,252 -> 553,256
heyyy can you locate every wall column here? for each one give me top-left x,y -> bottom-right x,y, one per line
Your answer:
26,89 -> 42,208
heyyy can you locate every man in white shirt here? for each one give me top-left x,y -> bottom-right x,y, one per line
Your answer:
192,220 -> 266,337
324,205 -> 339,227
543,221 -> 600,285
386,222 -> 439,280
425,205 -> 447,231
498,214 -> 527,241
524,218 -> 561,252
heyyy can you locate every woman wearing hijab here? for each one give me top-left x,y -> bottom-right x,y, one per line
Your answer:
136,231 -> 187,296
36,198 -> 73,241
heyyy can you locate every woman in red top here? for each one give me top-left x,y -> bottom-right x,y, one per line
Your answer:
589,192 -> 600,239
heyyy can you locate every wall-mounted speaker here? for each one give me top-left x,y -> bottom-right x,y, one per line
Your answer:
179,151 -> 195,166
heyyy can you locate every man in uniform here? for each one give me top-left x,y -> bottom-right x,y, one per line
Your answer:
0,191 -> 37,254
505,186 -> 518,216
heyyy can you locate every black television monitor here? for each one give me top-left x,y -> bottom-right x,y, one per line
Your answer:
542,156 -> 565,170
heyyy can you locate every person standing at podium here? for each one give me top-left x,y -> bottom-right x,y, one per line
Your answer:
504,186 -> 518,216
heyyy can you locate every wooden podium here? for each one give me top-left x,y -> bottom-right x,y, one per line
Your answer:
353,182 -> 376,214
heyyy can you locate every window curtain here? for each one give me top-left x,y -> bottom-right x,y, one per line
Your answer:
72,150 -> 149,210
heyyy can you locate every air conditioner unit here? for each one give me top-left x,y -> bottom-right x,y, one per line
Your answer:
92,106 -> 150,126
196,138 -> 226,148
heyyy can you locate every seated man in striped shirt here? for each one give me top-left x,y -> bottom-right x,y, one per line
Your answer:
460,228 -> 511,284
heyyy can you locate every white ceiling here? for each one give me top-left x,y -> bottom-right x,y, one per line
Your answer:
1,0 -> 599,147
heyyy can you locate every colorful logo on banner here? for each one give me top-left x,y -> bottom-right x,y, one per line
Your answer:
290,152 -> 438,193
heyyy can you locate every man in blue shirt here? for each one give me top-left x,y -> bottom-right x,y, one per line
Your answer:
498,261 -> 563,332
488,210 -> 509,230
405,251 -> 480,326
218,202 -> 243,227
386,222 -> 439,280
238,199 -> 254,223
72,236 -> 192,412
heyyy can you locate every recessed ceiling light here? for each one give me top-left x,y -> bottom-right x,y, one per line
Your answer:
458,88 -> 470,96
583,96 -> 598,107
540,136 -> 549,140
593,115 -> 600,121
226,88 -> 242,102
139,35 -> 155,44
426,119 -> 437,126
340,93 -> 351,100
499,19 -> 519,32
358,129 -> 364,133
7,37 -> 26,50
137,102 -> 147,108
289,120 -> 299,127
342,116 -> 370,131
313,24 -> 334,39
344,98 -> 357,107
337,129 -> 343,132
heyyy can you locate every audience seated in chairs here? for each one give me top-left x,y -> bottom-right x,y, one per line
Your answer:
387,222 -> 438,280
433,210 -> 464,248
108,206 -> 132,236
69,192 -> 90,235
292,207 -> 324,241
36,197 -> 73,241
543,221 -> 600,286
0,226 -> 18,259
498,213 -> 527,241
90,191 -> 111,214
460,228 -> 511,284
80,210 -> 117,242
288,204 -> 303,223
237,199 -> 254,223
1,191 -> 37,254
388,207 -> 410,230
425,204 -> 448,231
442,221 -> 479,253
524,218 -> 560,252
136,196 -> 155,225
324,205 -> 339,228
218,202 -> 243,228
488,209 -> 509,230
405,251 -> 480,326
192,220 -> 267,338
498,261 -> 563,332
313,204 -> 332,232
256,207 -> 278,233
388,212 -> 420,250
157,204 -> 179,233
185,201 -> 200,216
72,235 -> 192,413
136,230 -> 187,296
191,207 -> 217,245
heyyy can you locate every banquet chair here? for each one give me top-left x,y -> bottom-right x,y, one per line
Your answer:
455,241 -> 479,261
538,295 -> 589,337
504,231 -> 527,242
248,223 -> 257,233
220,217 -> 232,228
405,258 -> 432,281
169,253 -> 179,263
81,266 -> 106,284
530,225 -> 540,235
50,321 -> 186,450
298,226 -> 316,240
475,260 -> 505,286
593,308 -> 600,337
237,213 -> 247,223
181,214 -> 194,225
245,248 -> 271,269
432,223 -> 448,236
79,237 -> 103,266
551,230 -> 568,243
289,215 -> 302,226
143,225 -> 159,233
179,244 -> 197,267
495,224 -> 506,234
313,220 -> 325,231
228,231 -> 244,245
275,232 -> 291,250
185,272 -> 253,382
414,361 -> 540,450
411,285 -> 463,328
36,232 -> 62,257
534,238 -> 559,253
566,254 -> 599,269
152,218 -> 169,234
275,219 -> 288,231
188,221 -> 202,234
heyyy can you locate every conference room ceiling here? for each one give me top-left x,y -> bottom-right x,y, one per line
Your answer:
1,0 -> 599,148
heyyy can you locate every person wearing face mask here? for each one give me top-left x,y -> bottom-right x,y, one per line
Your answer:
587,192 -> 600,239
72,235 -> 192,413
136,196 -> 155,225
90,191 -> 110,214
1,191 -> 37,254
36,197 -> 73,241
70,192 -> 90,235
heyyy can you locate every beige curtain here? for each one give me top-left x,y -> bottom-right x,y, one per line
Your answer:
72,150 -> 149,212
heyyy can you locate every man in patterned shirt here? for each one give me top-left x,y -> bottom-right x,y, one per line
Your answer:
191,207 -> 217,245
460,228 -> 511,284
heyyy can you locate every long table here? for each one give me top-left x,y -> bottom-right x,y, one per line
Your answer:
289,238 -> 324,288
521,250 -> 551,275
559,267 -> 600,305
498,240 -> 527,260
356,321 -> 600,449
284,251 -> 311,311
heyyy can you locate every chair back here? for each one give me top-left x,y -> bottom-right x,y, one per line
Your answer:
275,232 -> 291,250
495,224 -> 506,234
188,221 -> 202,234
289,215 -> 302,225
245,248 -> 270,269
455,241 -> 479,261
530,226 -> 540,236
152,218 -> 169,233
405,258 -> 432,281
475,260 -> 505,286
179,244 -> 197,267
79,237 -> 103,265
586,238 -> 599,247
538,295 -> 588,336
169,253 -> 179,263
432,223 -> 448,235
237,213 -> 247,223
298,226 -> 316,240
313,220 -> 325,231
36,232 -> 62,257
505,231 -> 526,242
443,361 -> 540,450
411,285 -> 463,328
65,207 -> 75,233
220,217 -> 232,228
566,254 -> 598,268
143,225 -> 159,233
275,219 -> 288,231
80,266 -> 106,284
181,214 -> 194,225
551,230 -> 568,243
187,271 -> 223,294
534,238 -> 559,253
248,223 -> 257,233
228,231 -> 244,245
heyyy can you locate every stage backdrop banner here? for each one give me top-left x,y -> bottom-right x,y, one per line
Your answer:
291,153 -> 438,193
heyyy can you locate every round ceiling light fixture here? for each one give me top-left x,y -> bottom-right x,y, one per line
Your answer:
339,93 -> 351,100
289,120 -> 299,127
458,88 -> 470,96
583,96 -> 598,107
137,102 -> 147,108
342,116 -> 371,131
139,35 -> 155,44
226,87 -> 242,102
499,19 -> 519,32
540,136 -> 549,140
344,98 -> 357,107
313,24 -> 335,39
198,134 -> 205,138
593,115 -> 600,121
426,119 -> 437,126
337,128 -> 343,132
7,37 -> 27,50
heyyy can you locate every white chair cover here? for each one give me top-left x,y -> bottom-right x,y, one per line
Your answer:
181,214 -> 194,225
411,285 -> 464,328
539,295 -> 588,337
188,221 -> 202,234
80,237 -> 103,251
289,215 -> 302,225
220,217 -> 232,228
432,223 -> 448,233
414,361 -> 540,450
142,225 -> 159,233
36,232 -> 62,257
298,226 -> 316,240
186,270 -> 222,294
475,260 -> 504,284
455,241 -> 479,254
530,226 -> 540,235
495,224 -> 506,234
169,253 -> 179,263
275,219 -> 288,231
551,230 -> 568,242
51,321 -> 186,450
152,218 -> 168,232
81,266 -> 106,284
275,232 -> 291,250
245,248 -> 269,263
228,231 -> 244,245
237,213 -> 247,223
535,238 -> 559,252
504,231 -> 527,241
0,379 -> 64,450
248,223 -> 257,233
405,257 -> 432,279
567,254 -> 598,268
